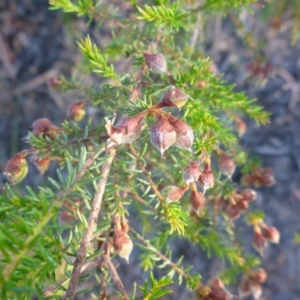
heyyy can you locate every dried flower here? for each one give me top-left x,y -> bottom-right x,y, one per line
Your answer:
219,152 -> 236,179
144,53 -> 167,74
167,114 -> 194,152
238,277 -> 251,298
252,231 -> 268,257
261,225 -> 280,244
236,200 -> 249,211
150,116 -> 176,157
199,163 -> 215,193
4,152 -> 28,185
190,190 -> 205,212
209,278 -> 230,300
249,281 -> 262,300
161,185 -> 187,203
105,113 -> 145,145
31,155 -> 51,175
113,230 -> 133,263
67,100 -> 86,122
30,118 -> 62,139
182,161 -> 201,184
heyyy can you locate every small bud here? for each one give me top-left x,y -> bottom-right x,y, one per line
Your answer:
252,231 -> 268,257
4,152 -> 28,185
262,225 -> 280,244
199,163 -> 215,193
67,100 -> 86,122
219,152 -> 236,179
144,53 -> 167,74
167,115 -> 194,152
161,87 -> 190,108
31,155 -> 51,175
47,77 -> 63,91
190,190 -> 205,212
106,113 -> 145,145
161,185 -> 187,203
182,161 -> 201,184
30,118 -> 61,139
241,188 -> 257,202
251,268 -> 268,283
113,231 -> 133,263
150,116 -> 176,157
224,203 -> 241,220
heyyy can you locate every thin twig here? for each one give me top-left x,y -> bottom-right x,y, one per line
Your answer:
103,254 -> 129,300
130,229 -> 190,280
128,144 -> 164,204
64,147 -> 117,299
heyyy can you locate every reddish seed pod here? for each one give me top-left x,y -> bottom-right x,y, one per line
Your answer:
47,77 -> 63,91
143,53 -> 167,74
105,113 -> 145,145
259,168 -> 276,187
167,115 -> 194,152
161,185 -> 187,203
251,268 -> 268,284
241,188 -> 257,202
4,152 -> 28,185
238,277 -> 251,298
150,116 -> 176,157
30,118 -> 62,139
161,87 -> 190,108
31,155 -> 51,175
182,161 -> 201,184
67,100 -> 86,122
261,225 -> 280,244
199,163 -> 215,193
224,203 -> 241,220
236,200 -> 249,211
252,231 -> 268,257
218,152 -> 236,179
190,190 -> 205,212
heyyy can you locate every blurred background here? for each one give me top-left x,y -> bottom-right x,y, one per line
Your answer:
1,0 -> 300,299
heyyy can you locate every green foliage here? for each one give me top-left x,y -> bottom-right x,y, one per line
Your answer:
0,0 -> 276,299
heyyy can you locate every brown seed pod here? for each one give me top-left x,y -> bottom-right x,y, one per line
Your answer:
161,87 -> 190,108
199,163 -> 215,193
167,114 -> 194,152
30,118 -> 62,139
250,268 -> 268,284
261,225 -> 280,244
161,185 -> 187,203
4,152 -> 28,185
224,203 -> 241,220
190,190 -> 205,212
31,155 -> 51,175
238,277 -> 251,298
113,230 -> 133,262
144,52 -> 167,74
182,161 -> 201,184
236,200 -> 249,211
67,100 -> 86,122
218,152 -> 236,179
241,188 -> 257,202
252,231 -> 268,257
105,113 -> 145,145
150,116 -> 176,157
249,281 -> 262,300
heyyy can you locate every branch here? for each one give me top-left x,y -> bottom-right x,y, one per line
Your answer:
64,147 -> 117,299
128,144 -> 165,204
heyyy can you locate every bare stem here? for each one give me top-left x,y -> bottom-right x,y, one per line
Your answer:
128,144 -> 165,204
64,147 -> 117,299
130,229 -> 190,280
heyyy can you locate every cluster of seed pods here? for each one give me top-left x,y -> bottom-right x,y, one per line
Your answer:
195,277 -> 231,300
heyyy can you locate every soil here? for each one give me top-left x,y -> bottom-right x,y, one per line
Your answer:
0,1 -> 300,299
